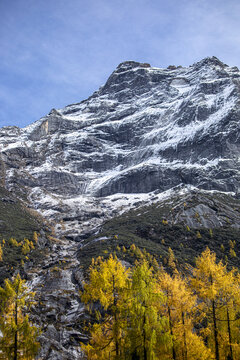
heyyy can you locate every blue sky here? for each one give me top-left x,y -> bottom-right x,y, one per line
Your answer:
1,0 -> 240,128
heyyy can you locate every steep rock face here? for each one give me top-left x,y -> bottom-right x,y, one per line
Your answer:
27,238 -> 86,360
1,57 -> 240,239
1,57 -> 240,201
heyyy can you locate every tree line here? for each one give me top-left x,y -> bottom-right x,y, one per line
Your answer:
0,245 -> 240,359
80,247 -> 240,360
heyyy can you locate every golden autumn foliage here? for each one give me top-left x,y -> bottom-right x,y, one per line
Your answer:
81,255 -> 130,359
192,248 -> 240,360
81,247 -> 240,360
7,237 -> 34,255
9,237 -> 19,247
33,231 -> 38,243
0,273 -> 40,360
21,239 -> 31,255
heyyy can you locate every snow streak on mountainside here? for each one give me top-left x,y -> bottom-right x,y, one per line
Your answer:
0,56 -> 240,239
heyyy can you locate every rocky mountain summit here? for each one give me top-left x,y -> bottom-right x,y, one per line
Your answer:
1,57 -> 240,239
1,56 -> 240,358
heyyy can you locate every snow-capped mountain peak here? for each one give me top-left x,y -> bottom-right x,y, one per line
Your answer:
0,57 -> 240,239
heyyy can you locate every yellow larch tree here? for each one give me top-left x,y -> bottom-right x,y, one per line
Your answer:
213,267 -> 240,360
0,273 -> 40,360
158,270 -> 213,360
126,259 -> 170,360
81,255 -> 130,359
191,247 -> 240,360
0,243 -> 3,261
